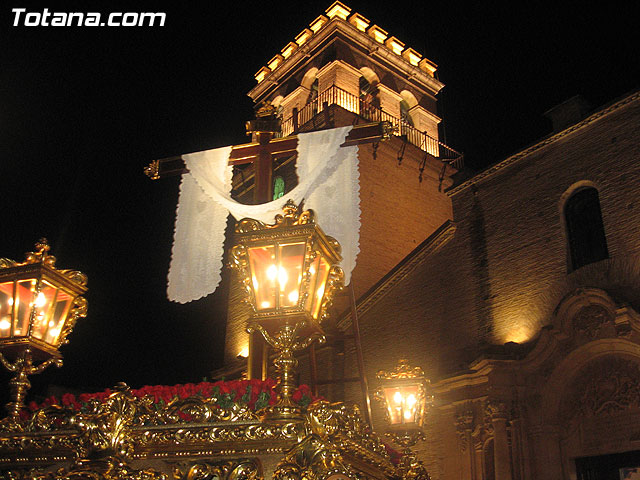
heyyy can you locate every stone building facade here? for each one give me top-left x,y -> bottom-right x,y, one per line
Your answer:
221,3 -> 640,478
346,92 -> 640,479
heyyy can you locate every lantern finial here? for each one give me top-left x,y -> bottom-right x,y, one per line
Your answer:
24,238 -> 56,267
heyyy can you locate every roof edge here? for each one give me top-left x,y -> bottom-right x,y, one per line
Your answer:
447,90 -> 640,197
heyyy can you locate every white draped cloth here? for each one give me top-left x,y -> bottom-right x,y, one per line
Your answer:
167,126 -> 360,304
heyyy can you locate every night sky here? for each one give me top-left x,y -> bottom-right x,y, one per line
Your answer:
1,1 -> 638,402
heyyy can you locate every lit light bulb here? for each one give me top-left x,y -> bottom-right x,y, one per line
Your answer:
260,301 -> 271,309
393,391 -> 403,405
266,264 -> 278,281
0,318 -> 10,330
404,409 -> 413,420
406,394 -> 417,407
309,265 -> 316,275
35,292 -> 46,308
7,298 -> 13,307
288,290 -> 299,304
48,320 -> 56,328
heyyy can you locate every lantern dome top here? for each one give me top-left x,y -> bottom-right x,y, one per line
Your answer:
0,239 -> 88,287
376,359 -> 426,380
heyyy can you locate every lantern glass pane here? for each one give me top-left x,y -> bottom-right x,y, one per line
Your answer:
46,290 -> 72,346
304,256 -> 320,314
0,282 -> 13,337
15,280 -> 36,337
248,246 -> 276,310
278,242 -> 305,307
383,385 -> 420,425
31,283 -> 57,342
310,257 -> 330,320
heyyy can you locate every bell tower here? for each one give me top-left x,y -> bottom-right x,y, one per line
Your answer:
222,2 -> 463,375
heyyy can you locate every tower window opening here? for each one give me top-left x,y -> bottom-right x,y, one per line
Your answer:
359,76 -> 379,121
564,187 -> 609,271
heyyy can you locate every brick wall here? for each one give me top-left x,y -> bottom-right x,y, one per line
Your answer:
349,93 -> 640,479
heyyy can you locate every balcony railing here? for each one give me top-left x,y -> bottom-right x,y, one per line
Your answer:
279,85 -> 463,169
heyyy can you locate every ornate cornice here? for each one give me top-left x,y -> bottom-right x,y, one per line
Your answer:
249,16 -> 443,102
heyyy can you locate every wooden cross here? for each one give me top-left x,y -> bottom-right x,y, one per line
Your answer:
144,121 -> 390,202
145,120 -> 391,379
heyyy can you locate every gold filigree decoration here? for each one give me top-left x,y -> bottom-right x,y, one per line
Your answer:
23,238 -> 57,267
0,389 -> 398,480
34,458 -> 169,480
172,459 -> 262,480
234,200 -> 315,234
376,359 -> 425,380
151,396 -> 259,425
144,160 -> 161,180
273,401 -> 395,480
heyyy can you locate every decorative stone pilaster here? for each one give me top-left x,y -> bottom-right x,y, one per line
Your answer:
486,401 -> 513,480
455,408 -> 476,480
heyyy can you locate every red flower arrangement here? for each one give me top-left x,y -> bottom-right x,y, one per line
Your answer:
24,379 -> 319,418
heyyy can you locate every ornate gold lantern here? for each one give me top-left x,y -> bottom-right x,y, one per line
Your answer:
231,200 -> 343,420
375,359 -> 432,447
0,239 -> 87,425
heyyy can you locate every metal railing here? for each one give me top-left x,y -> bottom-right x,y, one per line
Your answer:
279,85 -> 463,169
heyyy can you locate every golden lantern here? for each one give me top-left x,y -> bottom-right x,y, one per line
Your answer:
375,359 -> 432,447
231,200 -> 343,420
0,239 -> 87,425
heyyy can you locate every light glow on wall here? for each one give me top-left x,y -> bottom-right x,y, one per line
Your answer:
237,346 -> 249,359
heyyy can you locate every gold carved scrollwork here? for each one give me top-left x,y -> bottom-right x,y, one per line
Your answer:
69,383 -> 142,460
376,360 -> 425,380
172,459 -> 262,480
144,160 -> 161,180
152,396 -> 259,425
273,401 -> 395,480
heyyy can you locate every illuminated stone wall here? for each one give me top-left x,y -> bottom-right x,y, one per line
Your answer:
351,92 -> 640,479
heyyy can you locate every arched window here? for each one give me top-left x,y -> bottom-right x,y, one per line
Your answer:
564,187 -> 609,271
273,176 -> 285,201
359,76 -> 379,120
307,78 -> 319,103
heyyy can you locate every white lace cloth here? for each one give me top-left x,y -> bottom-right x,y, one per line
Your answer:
167,126 -> 360,303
